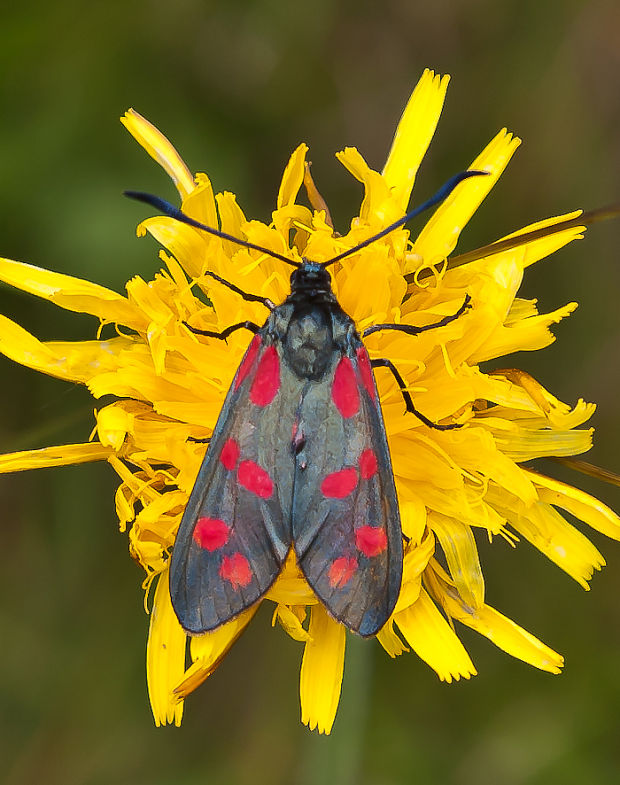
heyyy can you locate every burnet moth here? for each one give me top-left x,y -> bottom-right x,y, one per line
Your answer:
126,169 -> 487,638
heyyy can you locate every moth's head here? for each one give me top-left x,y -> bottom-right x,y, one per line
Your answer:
289,260 -> 332,296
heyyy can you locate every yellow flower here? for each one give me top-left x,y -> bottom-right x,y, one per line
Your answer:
1,68 -> 618,735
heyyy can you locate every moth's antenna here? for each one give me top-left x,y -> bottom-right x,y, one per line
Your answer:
322,170 -> 490,268
124,191 -> 301,269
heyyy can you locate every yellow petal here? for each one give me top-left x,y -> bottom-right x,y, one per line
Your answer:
216,192 -> 247,256
449,211 -> 584,273
139,217 -> 209,280
146,569 -> 186,726
0,258 -> 147,330
425,563 -> 564,672
277,143 -> 309,208
182,172 -> 218,228
96,402 -> 135,450
438,426 -> 538,506
473,302 -> 578,363
382,69 -> 450,210
121,109 -> 195,199
336,147 -> 393,225
487,486 -> 605,588
174,607 -> 258,699
273,604 -> 311,642
377,619 -> 409,657
0,442 -> 113,473
529,471 -> 620,540
498,211 -> 584,268
442,593 -> 564,674
429,512 -> 485,609
300,604 -> 346,734
395,528 -> 434,613
0,315 -> 68,378
414,129 -> 521,267
399,497 -> 428,543
0,315 -> 134,386
481,416 -> 593,462
130,534 -> 167,574
459,605 -> 564,673
487,371 -> 597,432
266,576 -> 317,606
395,589 -> 477,682
266,552 -> 317,606
469,368 -> 596,430
272,204 -> 314,249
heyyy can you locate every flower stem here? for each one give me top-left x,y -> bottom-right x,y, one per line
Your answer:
299,634 -> 371,784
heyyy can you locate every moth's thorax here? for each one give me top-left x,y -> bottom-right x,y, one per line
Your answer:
282,304 -> 335,379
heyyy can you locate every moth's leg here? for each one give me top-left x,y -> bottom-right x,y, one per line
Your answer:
187,436 -> 211,444
202,271 -> 275,310
184,321 -> 260,340
363,295 -> 470,338
370,357 -> 462,431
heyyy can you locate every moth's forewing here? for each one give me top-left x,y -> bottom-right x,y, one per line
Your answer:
170,334 -> 298,633
292,342 -> 403,637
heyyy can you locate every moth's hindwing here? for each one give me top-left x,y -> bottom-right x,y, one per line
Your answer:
292,340 -> 403,637
170,333 -> 301,633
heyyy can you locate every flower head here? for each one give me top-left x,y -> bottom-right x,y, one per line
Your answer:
1,69 -> 618,734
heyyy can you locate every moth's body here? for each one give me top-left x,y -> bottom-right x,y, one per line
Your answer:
170,261 -> 403,637
128,174 -> 480,640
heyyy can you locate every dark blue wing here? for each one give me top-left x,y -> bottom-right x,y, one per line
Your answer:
170,333 -> 303,633
291,343 -> 403,637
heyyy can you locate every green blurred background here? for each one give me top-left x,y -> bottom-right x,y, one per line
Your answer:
1,1 -> 619,783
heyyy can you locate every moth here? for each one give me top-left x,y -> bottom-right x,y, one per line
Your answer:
126,170 -> 484,637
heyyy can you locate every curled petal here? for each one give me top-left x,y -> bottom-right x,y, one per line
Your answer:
273,605 -> 311,642
121,109 -> 195,199
336,147 -> 394,225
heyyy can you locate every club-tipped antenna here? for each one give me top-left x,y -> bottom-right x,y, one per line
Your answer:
322,169 -> 490,268
124,190 -> 301,268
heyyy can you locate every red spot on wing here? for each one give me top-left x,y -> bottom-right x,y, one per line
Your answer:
238,460 -> 274,498
356,347 -> 376,401
328,556 -> 358,588
193,517 -> 230,551
359,448 -> 378,480
355,525 -> 388,557
250,345 -> 280,406
321,467 -> 358,498
235,334 -> 262,390
219,438 -> 240,470
219,552 -> 253,589
332,356 -> 360,417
